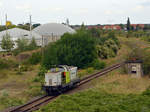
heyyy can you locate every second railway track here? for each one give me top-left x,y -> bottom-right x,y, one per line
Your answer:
6,62 -> 124,112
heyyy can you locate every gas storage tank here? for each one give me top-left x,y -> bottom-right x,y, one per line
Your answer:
43,65 -> 80,95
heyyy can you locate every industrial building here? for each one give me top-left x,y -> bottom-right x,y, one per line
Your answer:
0,23 -> 75,51
33,23 -> 75,45
0,28 -> 42,51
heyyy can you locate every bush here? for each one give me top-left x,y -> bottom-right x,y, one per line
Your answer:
13,37 -> 38,55
142,87 -> 150,96
26,85 -> 43,97
0,59 -> 9,69
1,33 -> 14,52
78,69 -> 87,78
28,52 -> 42,65
126,47 -> 150,75
86,67 -> 94,74
16,37 -> 29,52
0,59 -> 18,69
13,49 -> 21,56
142,52 -> 150,75
27,37 -> 38,50
38,66 -> 47,77
90,60 -> 106,70
42,31 -> 97,69
97,32 -> 120,59
0,93 -> 24,110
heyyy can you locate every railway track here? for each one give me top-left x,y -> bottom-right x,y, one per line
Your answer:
5,62 -> 124,112
7,96 -> 58,112
80,62 -> 125,85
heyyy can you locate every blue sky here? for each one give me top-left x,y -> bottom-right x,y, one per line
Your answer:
0,0 -> 150,25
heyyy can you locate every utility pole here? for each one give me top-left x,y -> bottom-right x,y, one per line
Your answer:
66,18 -> 69,26
41,35 -> 45,63
5,14 -> 7,30
5,14 -> 8,34
30,15 -> 32,39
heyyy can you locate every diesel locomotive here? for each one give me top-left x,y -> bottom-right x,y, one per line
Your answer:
42,65 -> 80,95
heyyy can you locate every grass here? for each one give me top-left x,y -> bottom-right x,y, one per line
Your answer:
0,93 -> 24,110
103,37 -> 150,65
1,36 -> 150,111
0,65 -> 42,111
36,89 -> 150,112
93,69 -> 150,94
35,69 -> 150,112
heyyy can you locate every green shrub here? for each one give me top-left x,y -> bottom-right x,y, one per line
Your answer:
0,59 -> 9,69
142,52 -> 150,75
126,47 -> 150,75
26,85 -> 43,97
12,49 -> 21,56
27,37 -> 38,50
96,32 -> 120,59
1,34 -> 14,52
0,59 -> 18,69
0,93 -> 24,110
86,67 -> 94,74
78,70 -> 87,78
142,87 -> 150,96
20,65 -> 29,72
28,52 -> 42,65
38,66 -> 47,77
32,77 -> 41,82
91,60 -> 106,70
13,37 -> 38,55
42,31 -> 97,69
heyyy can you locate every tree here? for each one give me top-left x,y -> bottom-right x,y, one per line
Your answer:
89,28 -> 101,38
126,47 -> 150,75
28,37 -> 37,50
16,37 -> 29,51
127,17 -> 131,31
80,22 -> 86,30
1,33 -> 14,52
119,24 -> 124,30
42,31 -> 97,69
33,24 -> 41,28
143,25 -> 150,31
14,37 -> 38,55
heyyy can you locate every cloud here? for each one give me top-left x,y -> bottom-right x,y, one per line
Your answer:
141,0 -> 150,7
133,5 -> 144,11
104,10 -> 124,15
107,19 -> 115,24
16,4 -> 31,13
73,8 -> 89,15
41,7 -> 64,13
104,10 -> 113,15
0,1 -> 3,7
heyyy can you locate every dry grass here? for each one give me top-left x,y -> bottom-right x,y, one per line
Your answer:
103,37 -> 150,66
0,65 -> 40,99
92,69 -> 150,94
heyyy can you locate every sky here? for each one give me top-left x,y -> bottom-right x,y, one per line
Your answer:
0,0 -> 150,25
